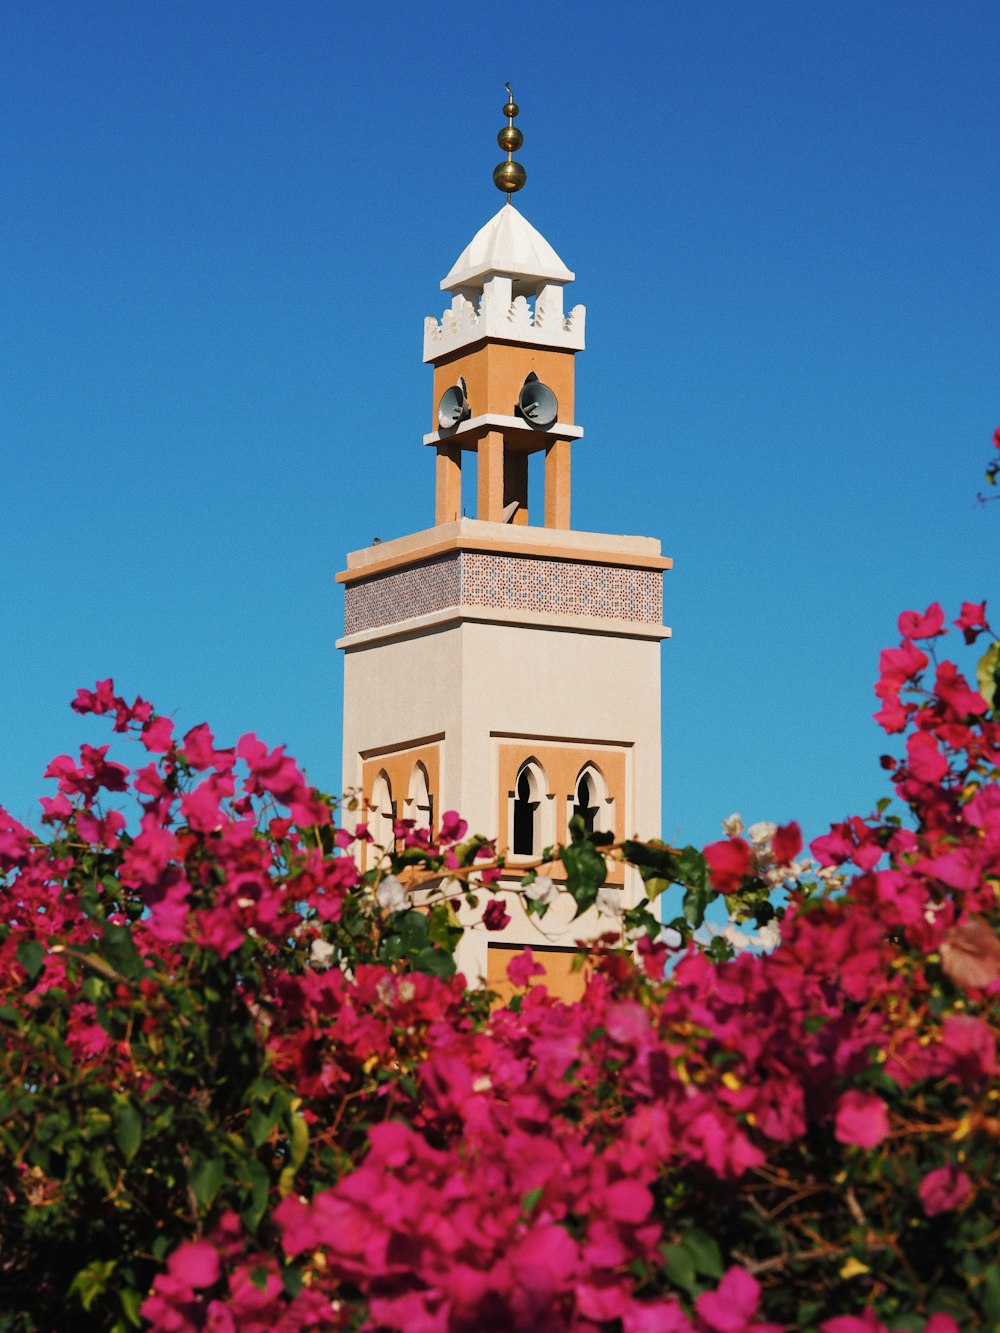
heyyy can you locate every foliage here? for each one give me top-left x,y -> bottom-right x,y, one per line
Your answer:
0,604 -> 998,1331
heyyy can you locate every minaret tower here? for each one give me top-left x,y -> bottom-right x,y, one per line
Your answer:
337,90 -> 671,995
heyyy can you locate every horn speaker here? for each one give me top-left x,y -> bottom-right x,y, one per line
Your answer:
516,372 -> 558,430
437,376 -> 470,430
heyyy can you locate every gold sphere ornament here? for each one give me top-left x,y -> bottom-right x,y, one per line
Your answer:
497,125 -> 523,153
503,98 -> 519,118
493,159 -> 526,195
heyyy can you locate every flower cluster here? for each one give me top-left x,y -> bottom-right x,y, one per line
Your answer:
1,605 -> 998,1330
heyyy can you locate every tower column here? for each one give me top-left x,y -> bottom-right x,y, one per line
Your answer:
478,430 -> 505,521
435,444 -> 462,524
544,438 -> 571,528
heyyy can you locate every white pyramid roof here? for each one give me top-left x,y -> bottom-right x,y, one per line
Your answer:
441,203 -> 575,292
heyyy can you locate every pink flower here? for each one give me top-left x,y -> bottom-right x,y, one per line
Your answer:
906,732 -> 948,784
183,722 -> 235,772
604,1179 -> 652,1224
873,692 -> 911,734
954,600 -> 989,645
695,1267 -> 760,1332
703,838 -> 752,893
898,602 -> 945,640
820,1317 -> 890,1333
507,948 -> 544,987
483,899 -> 510,931
918,1164 -> 972,1216
771,821 -> 802,865
71,678 -> 118,716
878,640 -> 928,689
141,715 -> 175,754
834,1091 -> 890,1149
438,810 -> 468,843
169,1239 -> 220,1288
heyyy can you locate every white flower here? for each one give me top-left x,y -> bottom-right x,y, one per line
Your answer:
376,874 -> 407,913
747,821 -> 777,848
309,938 -> 335,969
722,812 -> 745,837
596,885 -> 622,917
524,875 -> 556,905
662,927 -> 683,949
756,919 -> 782,951
721,922 -> 753,950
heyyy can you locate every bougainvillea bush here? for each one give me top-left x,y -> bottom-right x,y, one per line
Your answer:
1,602 -> 998,1332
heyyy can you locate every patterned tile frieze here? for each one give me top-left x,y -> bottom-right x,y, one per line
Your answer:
344,551 -> 663,635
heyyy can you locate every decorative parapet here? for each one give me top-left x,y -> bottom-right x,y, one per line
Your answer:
343,550 -> 662,637
424,275 -> 585,361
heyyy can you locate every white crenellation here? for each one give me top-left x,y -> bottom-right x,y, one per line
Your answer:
423,287 -> 586,361
534,282 -> 563,328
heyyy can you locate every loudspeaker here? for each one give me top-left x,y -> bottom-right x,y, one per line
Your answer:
437,376 -> 470,430
516,372 -> 558,429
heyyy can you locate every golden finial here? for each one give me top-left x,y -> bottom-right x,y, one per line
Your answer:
493,82 -> 526,202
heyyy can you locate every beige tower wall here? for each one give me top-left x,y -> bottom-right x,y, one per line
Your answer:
340,602 -> 663,988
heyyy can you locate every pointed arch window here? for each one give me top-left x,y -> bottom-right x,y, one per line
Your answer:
510,760 -> 549,858
405,761 -> 434,832
572,770 -> 599,833
369,770 -> 396,851
569,763 -> 613,838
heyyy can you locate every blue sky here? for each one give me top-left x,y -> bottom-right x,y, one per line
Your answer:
3,1 -> 998,854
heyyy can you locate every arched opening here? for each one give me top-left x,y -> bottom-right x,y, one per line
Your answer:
369,770 -> 396,851
510,760 -> 547,858
405,761 -> 433,832
569,763 -> 613,838
573,771 -> 599,833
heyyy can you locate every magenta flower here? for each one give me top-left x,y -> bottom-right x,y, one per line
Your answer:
918,1165 -> 972,1216
834,1091 -> 890,1149
695,1266 -> 760,1332
483,898 -> 510,931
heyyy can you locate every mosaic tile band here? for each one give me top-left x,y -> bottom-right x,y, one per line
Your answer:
344,552 -> 663,635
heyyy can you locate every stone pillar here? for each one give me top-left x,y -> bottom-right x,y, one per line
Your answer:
477,430 -> 505,522
435,444 -> 462,524
544,439 -> 571,529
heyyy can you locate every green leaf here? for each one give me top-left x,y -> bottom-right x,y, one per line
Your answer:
622,839 -> 679,876
242,1157 -> 271,1233
427,901 -> 463,953
682,1226 -> 724,1279
982,1262 -> 1000,1321
412,946 -> 456,977
114,1103 -> 142,1163
561,838 -> 606,916
642,876 -> 671,902
101,924 -> 144,980
16,939 -> 44,981
190,1155 -> 225,1209
682,886 -> 710,929
118,1287 -> 143,1328
521,1186 -> 544,1217
977,641 -> 1000,710
69,1259 -> 116,1313
676,846 -> 709,892
662,1243 -> 698,1296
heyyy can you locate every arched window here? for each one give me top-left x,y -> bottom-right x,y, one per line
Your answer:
510,760 -> 548,858
405,761 -> 433,832
569,763 -> 613,838
369,770 -> 396,851
573,770 -> 599,833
